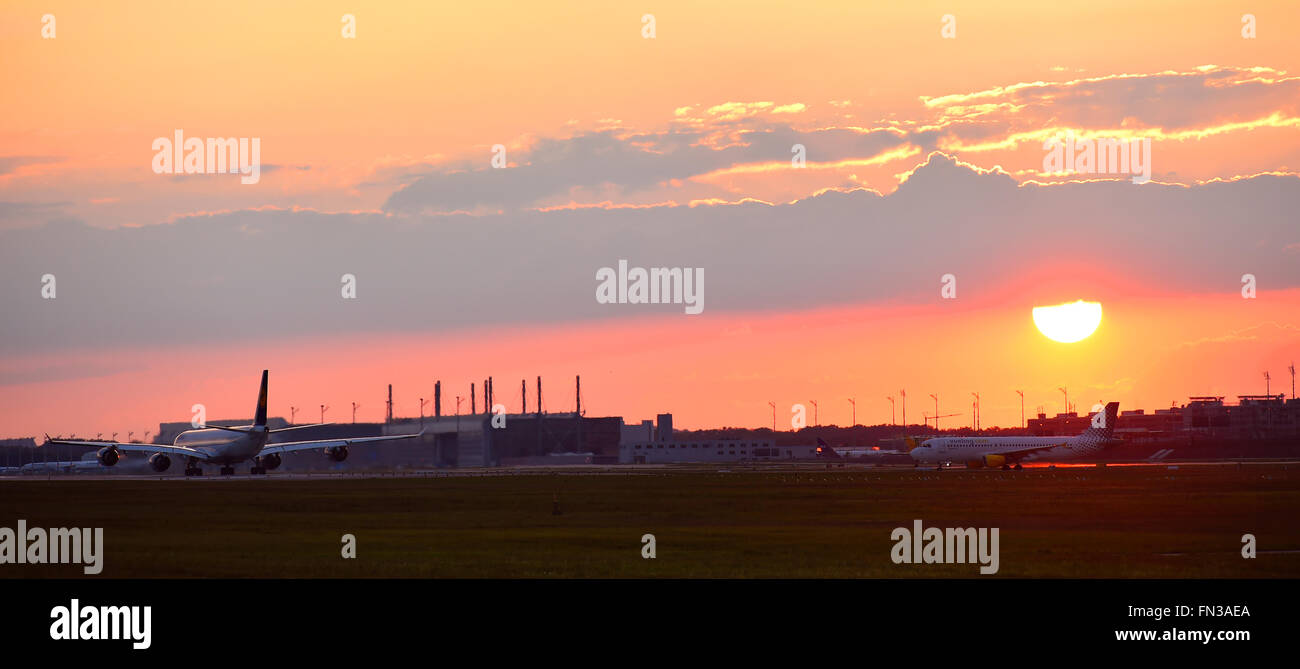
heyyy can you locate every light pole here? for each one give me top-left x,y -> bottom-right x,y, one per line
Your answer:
290,406 -> 298,425
768,402 -> 776,432
320,404 -> 329,424
971,392 -> 979,431
352,402 -> 360,423
809,400 -> 818,427
900,389 -> 906,436
1015,390 -> 1024,429
887,396 -> 895,425
1058,387 -> 1068,414
848,398 -> 856,427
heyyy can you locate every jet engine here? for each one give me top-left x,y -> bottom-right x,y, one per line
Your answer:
326,446 -> 348,462
148,453 -> 171,472
258,453 -> 282,470
965,454 -> 1010,469
97,446 -> 120,467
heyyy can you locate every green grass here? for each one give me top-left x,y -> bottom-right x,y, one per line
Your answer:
2,464 -> 1297,578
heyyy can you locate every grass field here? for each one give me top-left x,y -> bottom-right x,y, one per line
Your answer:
2,463 -> 1298,578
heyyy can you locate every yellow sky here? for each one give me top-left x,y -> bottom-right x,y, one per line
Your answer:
6,1 -> 1298,195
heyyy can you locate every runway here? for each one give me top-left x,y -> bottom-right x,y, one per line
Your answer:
2,458 -> 1296,482
1,460 -> 1296,578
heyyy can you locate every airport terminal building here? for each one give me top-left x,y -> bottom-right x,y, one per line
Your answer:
1029,395 -> 1300,441
618,414 -> 817,463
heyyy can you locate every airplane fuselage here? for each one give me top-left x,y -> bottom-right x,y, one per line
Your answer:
911,436 -> 1081,464
173,428 -> 268,465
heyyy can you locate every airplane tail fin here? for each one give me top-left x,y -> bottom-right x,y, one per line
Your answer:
1078,402 -> 1119,446
253,370 -> 268,427
815,437 -> 837,457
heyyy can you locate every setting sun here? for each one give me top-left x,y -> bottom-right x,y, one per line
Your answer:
1033,300 -> 1103,343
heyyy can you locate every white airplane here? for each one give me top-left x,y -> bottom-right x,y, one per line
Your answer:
815,437 -> 908,460
909,402 -> 1120,469
47,370 -> 421,476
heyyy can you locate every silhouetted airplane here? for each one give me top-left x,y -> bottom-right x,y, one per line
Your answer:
47,370 -> 420,476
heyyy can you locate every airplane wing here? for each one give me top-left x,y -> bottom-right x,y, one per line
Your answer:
44,438 -> 213,461
998,443 -> 1068,462
259,431 -> 423,456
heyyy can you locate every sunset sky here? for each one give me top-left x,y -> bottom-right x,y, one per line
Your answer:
2,1 -> 1299,437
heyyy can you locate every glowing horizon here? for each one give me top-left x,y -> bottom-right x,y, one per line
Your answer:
2,2 -> 1298,439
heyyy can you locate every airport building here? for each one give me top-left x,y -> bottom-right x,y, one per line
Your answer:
1028,395 -> 1300,441
254,412 -> 621,469
1181,395 -> 1300,438
619,414 -> 817,463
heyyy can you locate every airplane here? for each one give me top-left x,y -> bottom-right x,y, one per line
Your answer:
815,437 -> 909,460
908,402 -> 1120,470
46,370 -> 422,476
16,451 -> 161,475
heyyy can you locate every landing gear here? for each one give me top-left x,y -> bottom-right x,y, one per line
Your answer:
250,466 -> 266,475
220,465 -> 235,476
1001,464 -> 1011,470
184,466 -> 203,476
1014,463 -> 1024,471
